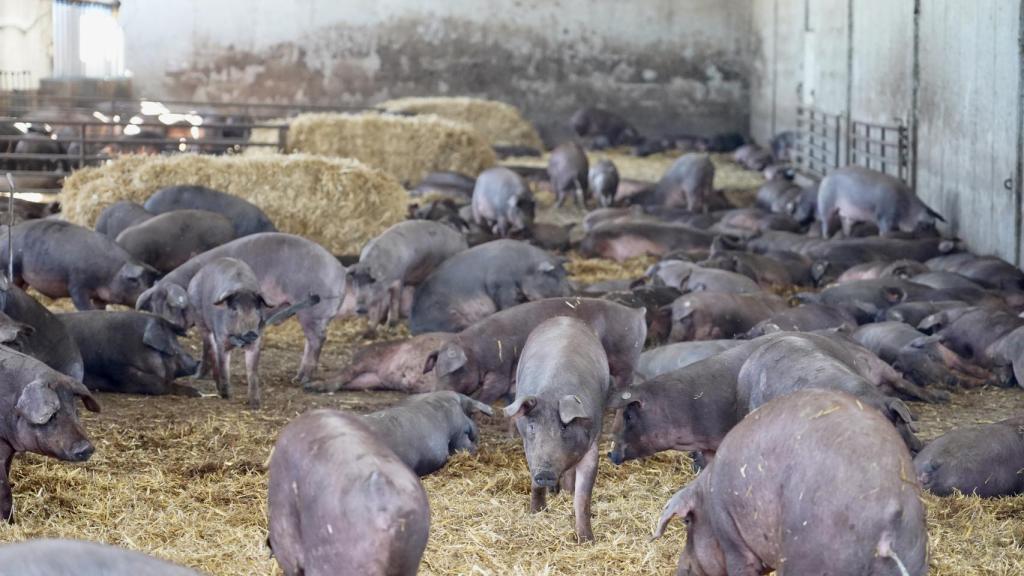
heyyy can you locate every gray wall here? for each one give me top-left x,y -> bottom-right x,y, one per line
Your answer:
119,0 -> 753,142
751,0 -> 1024,263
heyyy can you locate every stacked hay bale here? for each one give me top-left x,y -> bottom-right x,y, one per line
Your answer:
61,154 -> 407,255
285,112 -> 496,185
378,96 -> 544,150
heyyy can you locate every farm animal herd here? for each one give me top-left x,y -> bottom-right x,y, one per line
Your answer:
0,104 -> 1022,575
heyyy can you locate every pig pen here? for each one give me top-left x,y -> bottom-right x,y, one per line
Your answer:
0,151 -> 1022,576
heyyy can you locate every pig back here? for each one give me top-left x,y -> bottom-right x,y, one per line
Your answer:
0,539 -> 201,576
515,317 -> 610,410
1,286 -> 83,381
359,220 -> 468,285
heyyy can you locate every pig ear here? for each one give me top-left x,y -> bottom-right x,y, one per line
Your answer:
212,289 -> 234,308
908,334 -> 942,349
422,351 -> 439,374
64,378 -> 101,413
885,398 -> 914,426
123,263 -> 147,280
435,345 -> 468,377
652,485 -> 697,541
883,286 -> 906,304
16,380 -> 60,425
916,314 -> 945,334
167,284 -> 189,310
458,394 -> 494,417
810,261 -> 830,283
143,320 -> 176,355
606,389 -> 641,410
135,286 -> 155,311
503,395 -> 538,419
537,260 -> 557,274
558,394 -> 589,425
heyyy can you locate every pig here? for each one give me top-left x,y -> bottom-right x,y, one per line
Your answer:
669,291 -> 788,341
651,389 -> 927,576
985,324 -> 1024,387
423,297 -> 646,404
579,221 -> 717,262
527,222 -> 575,252
115,209 -> 236,274
744,303 -> 858,338
136,233 -> 346,384
926,253 -> 1024,291
409,240 -> 570,334
754,176 -> 802,214
599,284 -> 682,344
910,271 -> 984,291
880,300 -> 970,326
636,340 -> 743,380
646,260 -> 761,294
797,278 -> 933,324
922,306 -> 1024,373
0,285 -> 84,381
308,333 -> 452,394
0,346 -> 100,522
94,201 -> 152,239
0,220 -> 158,310
589,159 -> 619,207
144,184 -> 276,237
711,207 -> 801,234
806,236 -> 959,265
698,250 -> 794,288
59,311 -> 199,397
0,539 -> 201,576
409,170 -> 476,201
732,143 -> 773,171
349,220 -> 468,327
853,321 -> 992,389
818,165 -> 944,237
640,153 -> 716,211
268,410 -> 430,576
548,141 -> 589,208
471,167 -> 535,237
914,416 -> 1024,497
504,317 -> 610,541
362,391 -> 493,476
569,106 -> 640,148
835,259 -> 930,284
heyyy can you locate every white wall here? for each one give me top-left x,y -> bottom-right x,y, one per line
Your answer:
0,0 -> 52,88
119,0 -> 754,140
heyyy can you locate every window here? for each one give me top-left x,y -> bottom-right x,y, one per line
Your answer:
52,0 -> 125,78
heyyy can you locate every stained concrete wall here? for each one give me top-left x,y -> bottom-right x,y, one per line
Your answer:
119,0 -> 753,142
751,0 -> 1024,263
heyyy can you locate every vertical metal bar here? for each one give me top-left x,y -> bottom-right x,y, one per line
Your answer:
78,122 -> 86,169
4,173 -> 13,282
911,0 -> 922,194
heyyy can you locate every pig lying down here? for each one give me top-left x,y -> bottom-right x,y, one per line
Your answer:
0,539 -> 201,576
653,389 -> 927,576
308,332 -> 451,394
505,317 -> 610,541
268,409 -> 430,576
914,416 -> 1024,497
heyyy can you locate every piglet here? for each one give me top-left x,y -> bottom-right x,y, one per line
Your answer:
0,539 -> 200,576
0,346 -> 100,522
268,409 -> 430,576
471,167 -> 535,237
589,159 -> 619,207
505,316 -> 610,541
362,391 -> 493,476
187,257 -> 318,408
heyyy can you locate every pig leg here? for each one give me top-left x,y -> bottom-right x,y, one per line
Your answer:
559,469 -> 576,495
555,186 -> 567,208
574,179 -> 585,208
386,282 -> 402,327
123,367 -> 199,396
840,217 -> 856,238
530,485 -> 547,513
194,330 -> 215,380
244,340 -> 263,409
210,334 -> 231,399
573,441 -> 599,542
0,442 -> 12,522
295,313 -> 329,384
69,285 -> 97,311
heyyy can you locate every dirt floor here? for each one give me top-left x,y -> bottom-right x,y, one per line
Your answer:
1,152 -> 1023,575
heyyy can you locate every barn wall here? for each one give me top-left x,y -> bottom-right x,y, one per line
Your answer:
118,0 -> 754,142
751,0 -> 1024,263
0,0 -> 52,89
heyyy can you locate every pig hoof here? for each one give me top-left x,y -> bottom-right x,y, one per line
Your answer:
302,380 -> 335,394
576,530 -> 595,543
247,400 -> 262,410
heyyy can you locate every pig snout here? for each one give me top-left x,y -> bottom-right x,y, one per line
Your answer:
68,439 -> 95,462
175,351 -> 200,377
532,469 -> 558,488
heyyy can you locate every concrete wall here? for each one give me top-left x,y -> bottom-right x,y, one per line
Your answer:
118,0 -> 753,141
0,0 -> 52,89
751,0 -> 1024,263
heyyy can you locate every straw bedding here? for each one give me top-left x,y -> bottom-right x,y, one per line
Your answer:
4,149 -> 1023,575
286,112 -> 497,185
378,97 -> 545,150
60,154 -> 408,256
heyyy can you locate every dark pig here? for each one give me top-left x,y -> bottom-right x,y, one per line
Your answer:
835,259 -> 929,284
914,416 -> 1024,497
547,141 -> 589,208
698,250 -> 794,288
646,260 -> 761,294
136,233 -> 346,383
94,201 -> 152,239
669,291 -> 788,341
732,143 -> 773,171
423,297 -> 646,403
641,153 -> 715,211
636,340 -> 743,380
589,159 -> 619,207
818,165 -> 944,237
409,240 -> 569,334
754,176 -> 802,213
115,209 -> 236,274
471,167 -> 535,237
599,284 -> 681,344
0,539 -> 200,576
853,321 -> 992,389
504,317 -> 610,541
350,220 -> 468,326
711,207 -> 801,234
144,185 -> 276,237
0,346 -> 100,522
409,170 -> 476,201
926,253 -> 1024,291
652,389 -> 927,576
744,303 -> 858,337
309,333 -> 452,394
880,300 -> 969,326
569,106 -> 640,148
579,221 -> 717,262
0,220 -> 158,310
268,410 -> 430,576
797,278 -> 933,324
0,285 -> 84,381
59,311 -> 199,397
362,391 -> 493,475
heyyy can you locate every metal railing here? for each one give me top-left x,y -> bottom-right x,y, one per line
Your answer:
795,105 -> 913,187
0,72 -> 33,92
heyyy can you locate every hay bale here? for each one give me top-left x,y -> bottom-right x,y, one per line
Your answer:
378,96 -> 544,150
61,154 -> 407,255
286,112 -> 497,185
